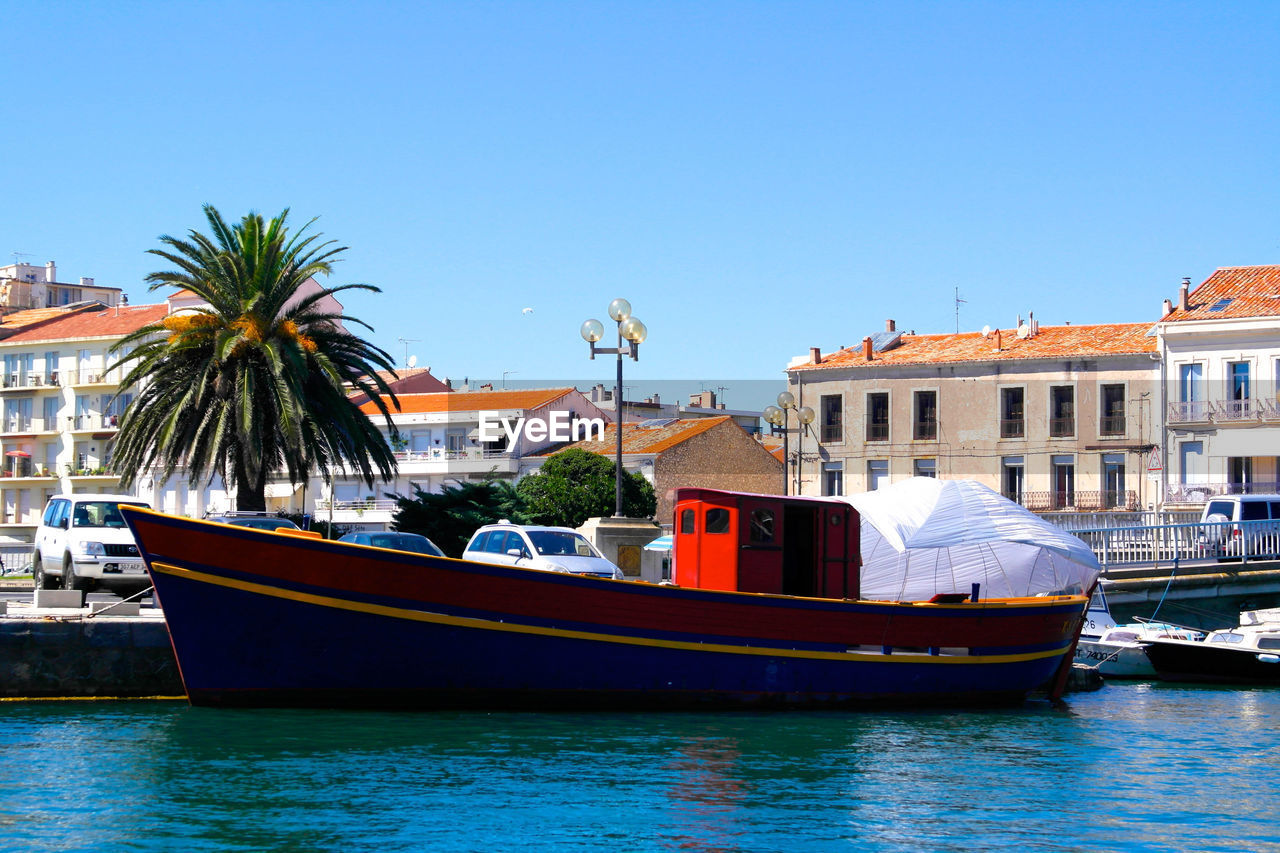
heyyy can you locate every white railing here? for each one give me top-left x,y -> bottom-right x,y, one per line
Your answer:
1078,518 -> 1280,570
314,499 -> 399,513
393,447 -> 510,463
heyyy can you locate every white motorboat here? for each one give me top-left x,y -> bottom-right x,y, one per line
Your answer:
1075,588 -> 1203,679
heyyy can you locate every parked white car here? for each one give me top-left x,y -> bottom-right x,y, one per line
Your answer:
462,522 -> 623,579
34,494 -> 152,594
1199,494 -> 1280,559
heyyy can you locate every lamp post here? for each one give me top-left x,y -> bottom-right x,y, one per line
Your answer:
763,391 -> 814,496
581,298 -> 647,517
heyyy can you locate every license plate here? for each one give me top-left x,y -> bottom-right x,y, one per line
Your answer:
118,561 -> 145,574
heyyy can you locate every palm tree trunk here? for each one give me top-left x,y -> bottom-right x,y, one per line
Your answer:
234,459 -> 268,513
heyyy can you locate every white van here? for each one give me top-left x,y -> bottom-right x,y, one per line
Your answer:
1199,494 -> 1280,559
34,494 -> 151,594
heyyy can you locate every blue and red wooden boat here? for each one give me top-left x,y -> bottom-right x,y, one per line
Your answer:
121,488 -> 1088,709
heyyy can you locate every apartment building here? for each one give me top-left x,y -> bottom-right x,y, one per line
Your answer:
0,260 -> 125,310
785,319 -> 1160,512
1156,266 -> 1280,503
315,387 -> 614,529
0,302 -> 169,539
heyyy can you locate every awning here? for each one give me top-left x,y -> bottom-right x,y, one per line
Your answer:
4,450 -> 30,458
264,483 -> 300,498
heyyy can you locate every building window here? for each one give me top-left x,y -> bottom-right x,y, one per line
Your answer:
913,458 -> 936,478
1230,361 -> 1251,400
1229,457 -> 1253,492
822,462 -> 843,496
1102,453 -> 1126,508
819,395 -> 842,443
1052,454 -> 1076,509
1002,456 -> 1025,505
866,392 -> 889,442
1050,386 -> 1075,437
913,390 -> 937,440
867,459 -> 889,491
1000,387 -> 1025,438
1100,384 -> 1125,436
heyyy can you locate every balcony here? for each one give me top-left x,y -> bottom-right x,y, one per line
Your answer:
1000,418 -> 1025,439
1168,398 -> 1280,425
66,414 -> 121,434
1049,417 -> 1075,438
64,369 -> 121,387
865,422 -> 889,442
912,419 -> 937,441
1099,415 -> 1126,436
393,447 -> 520,476
1,417 -> 59,436
1,373 -> 59,391
1021,489 -> 1138,512
313,498 -> 397,526
819,424 -> 842,443
1166,480 -> 1280,504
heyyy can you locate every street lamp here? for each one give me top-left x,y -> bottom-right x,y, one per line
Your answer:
581,298 -> 647,517
763,390 -> 814,495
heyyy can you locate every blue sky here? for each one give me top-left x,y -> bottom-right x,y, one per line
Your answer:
3,1 -> 1279,410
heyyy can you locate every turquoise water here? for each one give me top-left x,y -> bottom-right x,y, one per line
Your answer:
1,685 -> 1277,852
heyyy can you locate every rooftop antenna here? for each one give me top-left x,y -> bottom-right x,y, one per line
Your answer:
9,251 -> 33,264
954,286 -> 966,333
397,337 -> 421,368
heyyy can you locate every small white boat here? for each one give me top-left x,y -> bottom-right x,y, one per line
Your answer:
1075,588 -> 1203,679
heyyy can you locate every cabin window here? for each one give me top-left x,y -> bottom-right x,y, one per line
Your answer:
706,508 -> 730,534
679,509 -> 695,534
748,508 -> 775,544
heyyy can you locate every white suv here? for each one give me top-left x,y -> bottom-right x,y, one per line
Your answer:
462,522 -> 623,579
35,494 -> 152,594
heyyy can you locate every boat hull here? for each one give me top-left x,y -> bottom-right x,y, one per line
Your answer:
1143,639 -> 1280,685
1075,639 -> 1157,679
123,509 -> 1088,710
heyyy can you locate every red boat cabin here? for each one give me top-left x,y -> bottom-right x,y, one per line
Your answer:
673,488 -> 860,599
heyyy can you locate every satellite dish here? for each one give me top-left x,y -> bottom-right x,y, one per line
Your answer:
407,355 -> 418,368
1016,323 -> 1031,339
981,325 -> 991,338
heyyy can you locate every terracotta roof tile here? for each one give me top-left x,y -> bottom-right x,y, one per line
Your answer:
0,304 -> 168,343
531,416 -> 731,457
791,322 -> 1156,372
359,388 -> 578,415
1162,265 -> 1280,322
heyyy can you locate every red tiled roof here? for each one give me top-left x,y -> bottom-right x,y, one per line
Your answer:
359,388 -> 578,415
1162,265 -> 1280,322
0,304 -> 168,343
530,416 -> 731,457
791,322 -> 1156,372
0,307 -> 80,331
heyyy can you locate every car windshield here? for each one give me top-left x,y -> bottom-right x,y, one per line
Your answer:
71,502 -> 147,528
369,534 -> 443,556
526,530 -> 597,558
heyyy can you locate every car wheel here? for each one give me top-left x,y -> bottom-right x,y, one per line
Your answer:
34,560 -> 58,590
63,558 -> 85,592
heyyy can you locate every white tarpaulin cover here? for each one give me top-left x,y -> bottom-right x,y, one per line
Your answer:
842,478 -> 1100,601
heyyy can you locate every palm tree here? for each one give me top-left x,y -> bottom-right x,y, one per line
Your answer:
110,205 -> 400,511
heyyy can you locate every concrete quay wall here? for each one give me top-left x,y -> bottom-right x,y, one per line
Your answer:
0,612 -> 182,699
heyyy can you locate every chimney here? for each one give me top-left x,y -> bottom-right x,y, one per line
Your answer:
1163,298 -> 1173,316
993,329 -> 1002,351
810,346 -> 822,364
45,261 -> 56,283
1179,277 -> 1190,312
862,337 -> 873,361
886,319 -> 896,332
